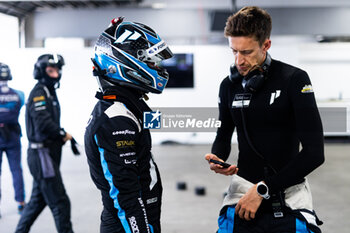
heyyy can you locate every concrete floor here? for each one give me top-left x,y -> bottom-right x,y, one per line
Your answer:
0,142 -> 349,233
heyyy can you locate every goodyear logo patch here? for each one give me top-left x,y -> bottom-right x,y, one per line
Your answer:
33,96 -> 45,102
116,140 -> 135,148
301,85 -> 314,93
34,101 -> 46,107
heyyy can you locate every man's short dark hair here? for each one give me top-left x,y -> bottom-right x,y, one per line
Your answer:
224,6 -> 272,46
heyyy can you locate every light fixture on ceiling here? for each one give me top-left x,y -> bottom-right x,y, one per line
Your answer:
152,2 -> 166,9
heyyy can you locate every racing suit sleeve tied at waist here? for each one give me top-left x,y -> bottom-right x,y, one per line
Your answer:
222,175 -> 317,226
37,148 -> 55,178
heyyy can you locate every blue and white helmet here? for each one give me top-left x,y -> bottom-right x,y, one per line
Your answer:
92,17 -> 173,94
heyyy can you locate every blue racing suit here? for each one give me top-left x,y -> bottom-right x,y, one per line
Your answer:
0,85 -> 25,203
85,87 -> 162,233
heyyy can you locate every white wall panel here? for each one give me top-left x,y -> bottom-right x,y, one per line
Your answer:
1,39 -> 350,144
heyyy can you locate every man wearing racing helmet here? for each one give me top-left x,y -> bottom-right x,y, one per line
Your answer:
85,17 -> 173,233
0,63 -> 26,218
15,54 -> 74,233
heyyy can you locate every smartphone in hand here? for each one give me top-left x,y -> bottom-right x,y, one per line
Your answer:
209,159 -> 231,168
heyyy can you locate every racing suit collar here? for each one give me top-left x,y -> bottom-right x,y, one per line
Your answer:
95,86 -> 151,121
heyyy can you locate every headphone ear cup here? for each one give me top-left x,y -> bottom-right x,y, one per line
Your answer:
229,64 -> 242,83
33,63 -> 41,80
244,53 -> 271,92
244,73 -> 265,92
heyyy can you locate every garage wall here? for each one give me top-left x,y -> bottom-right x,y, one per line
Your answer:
1,38 -> 350,144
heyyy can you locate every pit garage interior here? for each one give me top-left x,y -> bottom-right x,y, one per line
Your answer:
0,0 -> 350,232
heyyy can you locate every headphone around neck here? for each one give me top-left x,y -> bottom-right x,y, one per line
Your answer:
229,53 -> 272,93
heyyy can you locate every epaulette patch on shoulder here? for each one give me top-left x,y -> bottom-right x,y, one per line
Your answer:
301,85 -> 314,93
104,102 -> 141,132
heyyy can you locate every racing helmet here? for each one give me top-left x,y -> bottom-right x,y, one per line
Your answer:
92,17 -> 173,94
0,63 -> 12,81
33,54 -> 65,88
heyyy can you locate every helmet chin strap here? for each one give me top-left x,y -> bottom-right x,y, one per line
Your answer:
54,81 -> 60,89
0,80 -> 8,86
96,76 -> 104,93
0,82 -> 9,93
39,77 -> 60,89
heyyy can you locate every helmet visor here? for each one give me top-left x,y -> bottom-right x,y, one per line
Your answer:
144,40 -> 173,63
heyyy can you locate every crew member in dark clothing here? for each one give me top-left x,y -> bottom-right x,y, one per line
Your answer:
15,54 -> 74,233
205,7 -> 325,233
84,17 -> 173,233
0,62 -> 25,217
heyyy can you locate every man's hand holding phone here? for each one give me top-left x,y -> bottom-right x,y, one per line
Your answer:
205,153 -> 238,176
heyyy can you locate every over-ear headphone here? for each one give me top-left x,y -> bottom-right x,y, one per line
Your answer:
229,53 -> 271,92
33,62 -> 42,80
